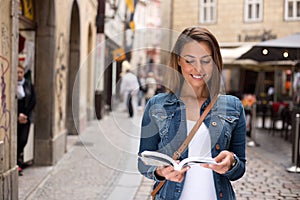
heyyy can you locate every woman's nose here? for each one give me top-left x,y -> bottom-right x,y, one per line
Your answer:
193,61 -> 205,72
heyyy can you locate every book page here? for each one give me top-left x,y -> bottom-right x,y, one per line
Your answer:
140,151 -> 177,167
177,156 -> 217,170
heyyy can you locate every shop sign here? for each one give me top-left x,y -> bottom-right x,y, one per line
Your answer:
19,0 -> 34,21
113,48 -> 126,61
239,30 -> 277,42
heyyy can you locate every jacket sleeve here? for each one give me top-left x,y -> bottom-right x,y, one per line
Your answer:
224,98 -> 247,181
137,98 -> 162,181
24,82 -> 36,116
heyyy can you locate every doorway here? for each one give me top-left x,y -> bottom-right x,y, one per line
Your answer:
66,2 -> 80,135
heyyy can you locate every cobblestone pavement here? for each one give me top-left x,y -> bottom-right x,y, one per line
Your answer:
19,107 -> 300,200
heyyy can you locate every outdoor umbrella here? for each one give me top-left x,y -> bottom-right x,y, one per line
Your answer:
238,33 -> 300,63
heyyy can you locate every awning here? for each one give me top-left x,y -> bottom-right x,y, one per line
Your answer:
220,43 -> 255,65
238,33 -> 300,63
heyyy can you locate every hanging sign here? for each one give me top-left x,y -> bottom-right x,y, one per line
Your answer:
19,0 -> 34,21
113,48 -> 126,62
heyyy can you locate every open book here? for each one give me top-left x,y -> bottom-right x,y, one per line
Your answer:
139,150 -> 217,171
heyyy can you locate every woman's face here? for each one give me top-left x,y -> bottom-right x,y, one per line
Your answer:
17,67 -> 24,81
178,41 -> 213,91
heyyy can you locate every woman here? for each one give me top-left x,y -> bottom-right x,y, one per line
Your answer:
138,27 -> 246,200
17,64 -> 36,175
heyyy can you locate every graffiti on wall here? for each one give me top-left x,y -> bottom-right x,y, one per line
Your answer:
0,55 -> 11,140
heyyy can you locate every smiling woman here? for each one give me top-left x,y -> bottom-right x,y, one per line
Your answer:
178,41 -> 213,97
138,27 -> 246,200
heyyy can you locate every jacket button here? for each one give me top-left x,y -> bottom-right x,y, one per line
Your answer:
211,121 -> 217,126
215,144 -> 220,150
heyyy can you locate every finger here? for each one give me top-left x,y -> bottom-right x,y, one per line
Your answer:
180,165 -> 190,173
176,175 -> 185,183
208,163 -> 229,174
167,166 -> 189,182
167,171 -> 184,182
214,152 -> 227,163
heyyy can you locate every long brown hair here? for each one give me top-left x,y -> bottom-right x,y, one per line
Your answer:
165,27 -> 223,97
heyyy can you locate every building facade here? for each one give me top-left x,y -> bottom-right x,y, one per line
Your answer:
1,0 -> 98,198
170,0 -> 300,98
172,0 -> 300,43
97,0 -> 165,110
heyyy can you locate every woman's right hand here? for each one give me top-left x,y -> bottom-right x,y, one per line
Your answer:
155,164 -> 190,183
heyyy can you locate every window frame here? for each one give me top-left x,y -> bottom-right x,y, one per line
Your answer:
284,0 -> 300,21
244,0 -> 263,22
199,0 -> 217,24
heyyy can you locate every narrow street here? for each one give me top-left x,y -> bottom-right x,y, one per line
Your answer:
19,107 -> 300,200
19,105 -> 144,200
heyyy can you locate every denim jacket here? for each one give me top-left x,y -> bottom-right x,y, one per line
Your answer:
138,92 -> 246,200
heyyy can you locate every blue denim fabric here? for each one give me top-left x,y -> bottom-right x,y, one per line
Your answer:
138,93 -> 246,200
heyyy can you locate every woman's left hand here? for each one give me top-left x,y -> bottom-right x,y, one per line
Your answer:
201,150 -> 235,174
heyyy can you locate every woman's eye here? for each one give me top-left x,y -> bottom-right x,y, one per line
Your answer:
185,59 -> 195,64
200,59 -> 211,65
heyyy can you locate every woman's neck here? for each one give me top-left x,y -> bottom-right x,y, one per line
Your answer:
180,82 -> 209,101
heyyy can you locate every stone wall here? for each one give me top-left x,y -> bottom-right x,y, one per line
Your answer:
172,0 -> 300,43
0,0 -> 19,199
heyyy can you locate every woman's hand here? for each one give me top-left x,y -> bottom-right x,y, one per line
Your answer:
201,150 -> 235,174
155,163 -> 190,183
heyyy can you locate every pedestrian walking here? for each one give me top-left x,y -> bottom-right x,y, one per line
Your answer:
144,71 -> 157,104
137,71 -> 147,110
17,64 -> 36,176
120,68 -> 139,117
138,26 -> 246,200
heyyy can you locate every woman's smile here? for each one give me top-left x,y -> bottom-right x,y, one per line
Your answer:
191,73 -> 206,79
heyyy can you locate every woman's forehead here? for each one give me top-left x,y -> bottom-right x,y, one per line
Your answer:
180,41 -> 211,57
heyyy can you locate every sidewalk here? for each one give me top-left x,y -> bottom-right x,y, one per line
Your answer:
19,111 -> 300,199
19,107 -> 145,200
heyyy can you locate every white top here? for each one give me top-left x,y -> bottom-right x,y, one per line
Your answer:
120,72 -> 140,94
179,120 -> 217,200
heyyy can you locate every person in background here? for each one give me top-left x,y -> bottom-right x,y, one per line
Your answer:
144,71 -> 157,103
17,64 -> 36,176
137,71 -> 147,110
138,27 -> 246,200
293,69 -> 300,105
155,80 -> 166,95
120,69 -> 139,117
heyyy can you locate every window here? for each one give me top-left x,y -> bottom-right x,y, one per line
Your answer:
285,0 -> 300,20
199,0 -> 217,24
244,0 -> 263,22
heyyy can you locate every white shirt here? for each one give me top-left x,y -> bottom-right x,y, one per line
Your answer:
17,78 -> 25,99
179,120 -> 217,200
120,72 -> 140,94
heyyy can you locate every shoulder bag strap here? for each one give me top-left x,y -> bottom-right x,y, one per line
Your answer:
151,94 -> 219,199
